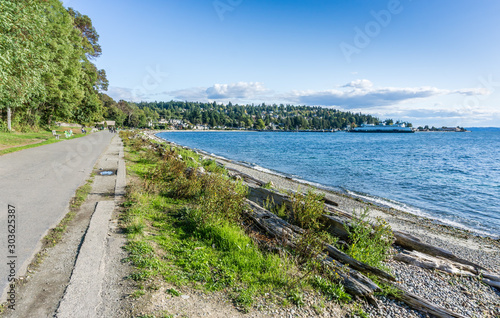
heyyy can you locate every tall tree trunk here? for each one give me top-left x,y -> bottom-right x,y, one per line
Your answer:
7,106 -> 11,131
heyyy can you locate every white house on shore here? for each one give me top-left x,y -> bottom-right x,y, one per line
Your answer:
96,120 -> 115,127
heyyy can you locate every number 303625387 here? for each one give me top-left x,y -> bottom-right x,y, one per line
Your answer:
8,205 -> 15,248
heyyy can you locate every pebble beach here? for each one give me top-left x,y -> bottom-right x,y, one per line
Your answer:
146,130 -> 500,317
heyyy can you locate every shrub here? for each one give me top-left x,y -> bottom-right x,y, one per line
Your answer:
262,181 -> 273,189
345,208 -> 394,269
310,275 -> 351,303
170,174 -> 203,199
198,174 -> 247,224
290,189 -> 325,230
202,159 -> 225,174
263,196 -> 287,219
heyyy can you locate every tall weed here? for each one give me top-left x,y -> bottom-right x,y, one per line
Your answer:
198,174 -> 247,224
345,208 -> 393,269
290,189 -> 325,230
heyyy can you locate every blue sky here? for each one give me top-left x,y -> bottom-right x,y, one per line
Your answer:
62,0 -> 500,127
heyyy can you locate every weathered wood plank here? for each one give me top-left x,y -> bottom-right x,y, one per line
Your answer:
394,286 -> 467,318
394,250 -> 477,276
393,231 -> 485,271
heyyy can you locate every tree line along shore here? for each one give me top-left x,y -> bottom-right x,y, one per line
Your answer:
98,99 -> 467,132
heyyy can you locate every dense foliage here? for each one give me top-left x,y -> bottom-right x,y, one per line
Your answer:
102,98 -> 412,130
0,0 -> 107,131
131,100 -> 399,130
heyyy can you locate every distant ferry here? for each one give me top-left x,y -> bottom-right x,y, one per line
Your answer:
349,123 -> 415,133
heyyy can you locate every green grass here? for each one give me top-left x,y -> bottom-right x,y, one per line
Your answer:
310,275 -> 351,303
0,130 -> 52,146
121,132 -> 302,311
0,127 -> 90,156
122,187 -> 294,310
165,288 -> 181,296
120,131 -> 384,315
351,302 -> 369,318
0,130 -> 55,155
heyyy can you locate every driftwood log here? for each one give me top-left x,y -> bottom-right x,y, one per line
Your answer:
227,167 -> 265,187
321,213 -> 352,240
483,277 -> 500,289
394,250 -> 477,276
392,286 -> 467,318
247,184 -> 339,210
245,189 -> 395,281
244,199 -> 380,300
394,250 -> 500,290
248,186 -> 293,210
245,199 -> 471,318
393,231 -> 485,271
324,244 -> 395,282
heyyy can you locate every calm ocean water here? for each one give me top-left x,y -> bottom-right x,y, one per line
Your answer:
157,130 -> 500,238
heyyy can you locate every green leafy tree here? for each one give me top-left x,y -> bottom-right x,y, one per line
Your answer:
67,8 -> 102,59
39,0 -> 85,125
244,116 -> 253,128
0,0 -> 50,130
0,1 -> 108,130
69,8 -> 108,125
73,60 -> 104,125
255,118 -> 266,130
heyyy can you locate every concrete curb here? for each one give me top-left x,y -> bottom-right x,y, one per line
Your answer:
55,201 -> 115,318
115,140 -> 126,199
56,136 -> 126,318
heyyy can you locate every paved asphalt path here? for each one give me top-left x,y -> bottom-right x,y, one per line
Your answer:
0,131 -> 114,301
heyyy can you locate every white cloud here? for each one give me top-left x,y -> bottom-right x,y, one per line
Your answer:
288,86 -> 442,108
283,80 -> 490,109
206,82 -> 269,99
342,79 -> 373,89
453,88 -> 490,96
167,82 -> 271,102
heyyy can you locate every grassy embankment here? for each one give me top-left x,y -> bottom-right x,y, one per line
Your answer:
0,126 -> 87,156
121,131 -> 393,316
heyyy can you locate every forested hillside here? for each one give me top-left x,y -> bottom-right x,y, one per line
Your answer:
0,0 -> 107,131
135,101 -> 402,130
101,98 -> 408,130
